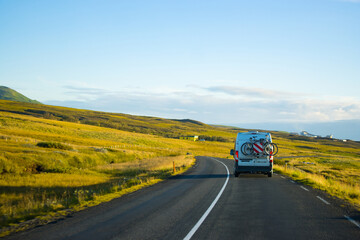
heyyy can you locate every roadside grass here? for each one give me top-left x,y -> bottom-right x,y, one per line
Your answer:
0,155 -> 195,232
274,164 -> 360,209
272,133 -> 360,210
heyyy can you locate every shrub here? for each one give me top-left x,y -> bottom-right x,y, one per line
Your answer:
0,156 -> 22,174
36,142 -> 73,150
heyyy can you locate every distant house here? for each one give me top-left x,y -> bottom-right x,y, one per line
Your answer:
300,130 -> 318,138
180,136 -> 199,141
300,131 -> 309,136
326,134 -> 334,139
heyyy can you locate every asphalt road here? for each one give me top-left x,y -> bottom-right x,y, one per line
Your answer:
6,156 -> 360,240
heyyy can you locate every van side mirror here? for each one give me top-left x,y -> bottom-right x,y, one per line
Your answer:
230,149 -> 234,155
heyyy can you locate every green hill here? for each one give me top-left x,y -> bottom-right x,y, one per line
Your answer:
0,86 -> 41,104
0,100 -> 235,141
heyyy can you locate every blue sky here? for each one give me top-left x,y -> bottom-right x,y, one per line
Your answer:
1,0 -> 360,125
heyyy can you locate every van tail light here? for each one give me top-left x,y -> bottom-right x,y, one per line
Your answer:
235,150 -> 239,159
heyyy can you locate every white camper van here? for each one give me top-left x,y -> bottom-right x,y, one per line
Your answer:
230,131 -> 278,177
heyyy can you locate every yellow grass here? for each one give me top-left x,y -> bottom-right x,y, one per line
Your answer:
96,155 -> 194,172
0,173 -> 109,188
0,155 -> 195,236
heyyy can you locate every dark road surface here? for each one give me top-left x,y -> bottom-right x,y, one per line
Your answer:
5,156 -> 360,240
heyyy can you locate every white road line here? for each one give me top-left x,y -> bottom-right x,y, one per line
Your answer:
300,186 -> 309,191
280,176 -> 285,179
316,196 -> 330,205
290,180 -> 295,183
344,215 -> 360,229
183,158 -> 230,240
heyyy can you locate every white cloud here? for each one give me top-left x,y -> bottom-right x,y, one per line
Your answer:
44,85 -> 360,124
63,86 -> 114,101
205,86 -> 306,99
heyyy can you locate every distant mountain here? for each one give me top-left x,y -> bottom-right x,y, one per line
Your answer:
0,86 -> 41,104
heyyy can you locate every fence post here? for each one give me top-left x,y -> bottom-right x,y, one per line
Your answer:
285,160 -> 289,172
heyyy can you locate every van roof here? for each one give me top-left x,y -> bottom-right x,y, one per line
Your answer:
237,131 -> 270,136
236,131 -> 272,142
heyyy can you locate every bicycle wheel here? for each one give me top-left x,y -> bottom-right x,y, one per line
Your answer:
241,142 -> 253,155
271,143 -> 278,155
263,143 -> 273,155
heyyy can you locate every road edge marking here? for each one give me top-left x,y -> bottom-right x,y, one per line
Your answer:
344,215 -> 360,229
300,186 -> 309,192
316,196 -> 330,205
183,158 -> 229,240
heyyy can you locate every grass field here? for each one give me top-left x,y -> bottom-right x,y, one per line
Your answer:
0,100 -> 359,236
0,109 -> 233,235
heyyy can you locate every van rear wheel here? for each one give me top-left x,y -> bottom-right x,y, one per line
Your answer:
268,172 -> 273,177
234,172 -> 239,177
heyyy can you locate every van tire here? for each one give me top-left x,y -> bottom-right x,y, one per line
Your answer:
268,172 -> 273,177
234,172 -> 239,177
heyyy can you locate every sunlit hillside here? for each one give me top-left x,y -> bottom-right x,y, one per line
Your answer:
0,100 -> 235,141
